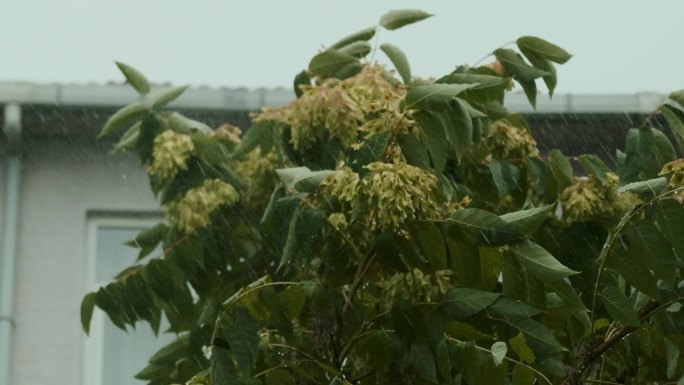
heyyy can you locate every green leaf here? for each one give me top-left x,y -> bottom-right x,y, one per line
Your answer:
506,317 -> 567,354
667,339 -> 680,380
617,177 -> 667,198
443,287 -> 500,319
80,292 -> 96,335
379,9 -> 433,30
655,198 -> 684,261
405,83 -> 478,111
279,207 -> 325,271
493,48 -> 550,82
99,103 -> 149,138
280,286 -> 305,319
578,154 -> 610,185
111,121 -> 141,153
414,110 -> 448,174
353,130 -> 392,168
115,61 -> 151,95
149,333 -> 190,364
500,204 -> 554,234
502,253 -> 546,308
669,90 -> 684,110
232,121 -> 277,159
487,297 -> 542,318
605,242 -> 658,298
512,365 -> 536,385
491,341 -> 507,366
436,339 -> 452,383
338,41 -> 371,58
397,133 -> 431,170
518,77 -> 538,108
168,112 -> 213,134
599,286 -> 641,327
275,166 -> 312,188
409,342 -> 438,383
329,27 -> 376,50
629,219 -> 677,286
413,222 -> 447,271
659,104 -> 684,152
509,332 -> 536,363
449,208 -> 522,246
620,127 -> 654,183
549,149 -> 573,191
516,36 -> 572,64
445,320 -> 492,341
437,73 -> 510,104
293,170 -> 338,193
124,222 -> 168,261
146,86 -> 189,110
508,240 -> 578,283
308,50 -> 358,78
380,43 -> 411,84
222,307 -> 260,375
517,47 -> 558,97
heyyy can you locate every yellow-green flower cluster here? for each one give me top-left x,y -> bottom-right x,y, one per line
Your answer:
362,162 -> 439,230
560,172 -> 637,223
320,167 -> 360,203
232,147 -> 278,208
211,123 -> 242,145
166,179 -> 240,234
380,268 -> 452,308
251,64 -> 408,153
660,158 -> 684,188
327,212 -> 348,231
486,120 -> 540,160
148,130 -> 195,182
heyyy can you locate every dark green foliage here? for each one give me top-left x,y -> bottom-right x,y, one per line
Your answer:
84,9 -> 684,385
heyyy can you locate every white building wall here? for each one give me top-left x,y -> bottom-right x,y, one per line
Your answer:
9,138 -> 157,385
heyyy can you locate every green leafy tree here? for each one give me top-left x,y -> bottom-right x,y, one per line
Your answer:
82,9 -> 684,385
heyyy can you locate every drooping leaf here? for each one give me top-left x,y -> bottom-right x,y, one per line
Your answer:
659,104 -> 684,152
509,332 -> 536,363
443,287 -> 500,319
397,133 -> 431,170
629,219 -> 677,286
111,121 -> 141,153
410,342 -> 438,383
80,292 -> 97,335
487,297 -> 542,319
279,206 -> 326,270
491,341 -> 508,366
578,154 -> 610,185
405,83 -> 478,111
506,317 -> 567,355
412,222 -> 447,271
605,242 -> 659,298
502,248 -> 546,308
168,112 -> 213,134
124,222 -> 168,261
222,307 -> 260,375
512,365 -> 536,385
414,110 -> 448,174
669,90 -> 684,110
508,240 -> 578,283
115,61 -> 151,95
379,9 -> 433,30
516,36 -> 572,64
620,127 -> 654,183
380,43 -> 411,84
233,120 -> 277,159
308,50 -> 358,78
500,204 -> 554,234
353,130 -> 392,168
275,166 -> 312,188
99,103 -> 149,138
549,149 -> 574,191
599,286 -> 641,327
655,198 -> 684,260
448,208 -> 522,246
149,333 -> 190,365
437,73 -> 510,104
493,48 -> 550,82
329,27 -> 376,50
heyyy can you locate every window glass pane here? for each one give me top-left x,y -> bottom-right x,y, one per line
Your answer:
95,224 -> 174,385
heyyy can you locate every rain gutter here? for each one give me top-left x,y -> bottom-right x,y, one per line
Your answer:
0,103 -> 22,385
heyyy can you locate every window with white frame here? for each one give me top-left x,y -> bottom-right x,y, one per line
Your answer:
83,217 -> 175,385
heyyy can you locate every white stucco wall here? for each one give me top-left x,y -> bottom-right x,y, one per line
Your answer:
8,137 -> 158,385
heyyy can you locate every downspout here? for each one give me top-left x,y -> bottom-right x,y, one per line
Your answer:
0,103 -> 22,385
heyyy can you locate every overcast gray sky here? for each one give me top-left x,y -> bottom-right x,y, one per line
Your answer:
1,1 -> 679,94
